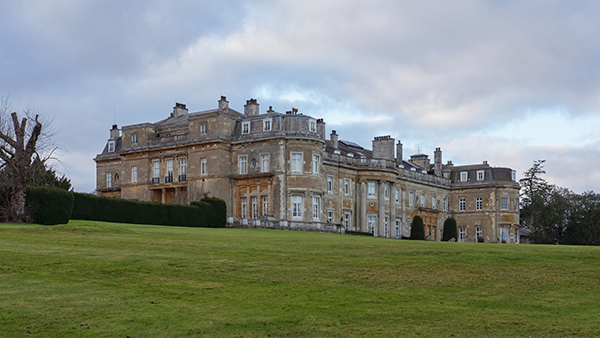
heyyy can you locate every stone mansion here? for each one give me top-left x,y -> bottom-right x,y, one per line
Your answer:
95,96 -> 521,243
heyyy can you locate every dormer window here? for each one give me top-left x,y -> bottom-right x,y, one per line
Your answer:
308,119 -> 316,133
512,170 -> 517,181
242,122 -> 250,134
200,123 -> 208,135
131,134 -> 137,144
460,171 -> 468,182
108,141 -> 115,152
477,170 -> 485,181
263,119 -> 272,131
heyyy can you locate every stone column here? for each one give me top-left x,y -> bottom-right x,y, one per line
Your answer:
390,184 -> 396,238
360,180 -> 367,232
378,181 -> 385,237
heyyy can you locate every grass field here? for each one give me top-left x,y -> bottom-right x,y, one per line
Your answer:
1,220 -> 599,337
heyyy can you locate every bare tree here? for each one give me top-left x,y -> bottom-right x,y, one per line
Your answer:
0,97 -> 43,222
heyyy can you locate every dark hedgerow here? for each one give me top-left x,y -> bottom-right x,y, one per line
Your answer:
25,186 -> 74,225
410,215 -> 425,240
191,197 -> 227,228
71,193 -> 226,228
442,217 -> 458,242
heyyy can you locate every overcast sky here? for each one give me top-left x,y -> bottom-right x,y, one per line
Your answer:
2,0 -> 600,193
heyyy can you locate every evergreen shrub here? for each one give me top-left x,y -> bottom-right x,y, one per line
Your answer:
442,217 -> 458,241
410,215 -> 425,240
25,186 -> 74,225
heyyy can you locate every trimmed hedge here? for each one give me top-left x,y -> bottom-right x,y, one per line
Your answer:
71,193 -> 226,228
410,215 -> 425,240
442,217 -> 458,241
26,186 -> 74,225
190,197 -> 227,228
345,230 -> 374,236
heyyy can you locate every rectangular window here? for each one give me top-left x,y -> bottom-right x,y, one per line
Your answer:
153,160 -> 160,183
132,134 -> 138,144
327,210 -> 334,223
262,196 -> 268,216
312,196 -> 320,220
476,227 -> 483,242
344,212 -> 351,229
179,158 -> 187,181
312,154 -> 320,175
200,123 -> 207,135
395,189 -> 399,204
459,198 -> 466,211
292,196 -> 303,218
443,197 -> 447,211
108,141 -> 115,152
477,170 -> 485,181
263,119 -> 272,131
241,197 -> 247,218
476,197 -> 483,211
420,194 -> 425,207
460,171 -> 468,182
344,179 -> 351,196
367,215 -> 376,234
106,172 -> 112,188
308,119 -> 316,132
242,122 -> 250,134
131,166 -> 137,183
200,158 -> 208,175
260,153 -> 269,173
432,196 -> 437,209
384,184 -> 389,200
409,191 -> 415,207
368,182 -> 376,198
327,175 -> 334,194
166,159 -> 173,182
252,197 -> 258,219
384,216 -> 389,237
512,170 -> 517,181
515,197 -> 519,211
395,220 -> 400,239
239,155 -> 248,174
459,228 -> 466,242
501,227 -> 509,243
501,197 -> 508,210
291,152 -> 303,173
515,228 -> 519,244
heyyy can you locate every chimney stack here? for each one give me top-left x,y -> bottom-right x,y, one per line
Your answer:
173,102 -> 188,118
434,147 -> 442,177
330,130 -> 339,149
372,135 -> 395,161
218,96 -> 229,110
110,124 -> 120,140
244,98 -> 259,116
396,140 -> 403,165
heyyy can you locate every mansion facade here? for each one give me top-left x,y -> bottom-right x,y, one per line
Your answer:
95,96 -> 521,243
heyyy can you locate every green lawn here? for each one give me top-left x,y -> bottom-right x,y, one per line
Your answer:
1,220 -> 599,337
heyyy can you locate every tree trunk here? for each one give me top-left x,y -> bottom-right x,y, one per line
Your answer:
10,179 -> 26,221
0,112 -> 42,222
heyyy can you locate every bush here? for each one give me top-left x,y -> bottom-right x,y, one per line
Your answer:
345,230 -> 374,236
72,193 -> 226,228
410,215 -> 425,240
25,186 -> 74,225
442,217 -> 458,241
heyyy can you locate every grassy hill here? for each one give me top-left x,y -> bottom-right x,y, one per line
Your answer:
1,220 -> 599,337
